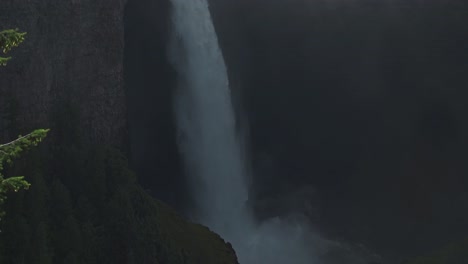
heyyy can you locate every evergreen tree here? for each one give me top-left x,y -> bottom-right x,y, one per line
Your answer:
0,29 -> 26,66
0,129 -> 49,220
0,26 -> 238,264
0,28 -> 49,222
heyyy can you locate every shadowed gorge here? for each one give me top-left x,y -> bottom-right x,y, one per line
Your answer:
0,0 -> 238,263
0,0 -> 467,263
168,1 -> 325,263
125,0 -> 468,262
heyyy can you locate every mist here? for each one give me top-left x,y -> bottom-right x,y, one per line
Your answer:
167,0 -> 333,263
124,0 -> 468,262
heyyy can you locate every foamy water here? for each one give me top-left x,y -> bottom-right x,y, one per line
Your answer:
168,0 -> 322,263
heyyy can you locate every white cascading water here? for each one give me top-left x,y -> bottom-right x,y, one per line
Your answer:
168,0 -> 321,263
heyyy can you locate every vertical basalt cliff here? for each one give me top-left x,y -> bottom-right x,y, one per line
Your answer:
0,0 -> 127,145
0,1 -> 239,263
124,0 -> 190,211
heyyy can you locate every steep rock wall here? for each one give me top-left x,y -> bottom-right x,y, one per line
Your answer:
124,0 -> 190,211
0,1 -> 240,263
0,0 -> 127,145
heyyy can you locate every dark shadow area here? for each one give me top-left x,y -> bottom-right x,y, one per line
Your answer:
209,0 -> 468,261
124,0 -> 468,262
124,0 -> 190,212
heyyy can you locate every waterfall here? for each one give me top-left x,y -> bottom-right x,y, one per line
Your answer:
168,0 -> 319,263
168,0 -> 252,235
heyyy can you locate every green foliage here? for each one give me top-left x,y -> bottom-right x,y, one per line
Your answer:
0,129 -> 49,219
0,138 -> 238,264
0,129 -> 49,169
0,29 -> 26,66
0,102 -> 236,263
0,25 -> 236,264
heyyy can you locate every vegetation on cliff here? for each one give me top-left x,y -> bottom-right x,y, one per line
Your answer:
0,128 -> 238,263
0,64 -> 237,262
0,129 -> 49,222
0,29 -> 26,66
0,28 -> 49,222
0,27 -> 237,264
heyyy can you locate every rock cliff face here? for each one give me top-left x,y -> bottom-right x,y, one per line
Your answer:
0,0 -> 127,145
0,1 -> 239,263
124,0 -> 190,211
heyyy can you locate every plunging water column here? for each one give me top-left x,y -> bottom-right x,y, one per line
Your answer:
169,0 -> 252,237
168,0 -> 317,263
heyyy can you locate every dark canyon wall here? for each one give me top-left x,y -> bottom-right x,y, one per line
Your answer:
0,1 -> 239,263
114,0 -> 468,261
124,0 -> 190,211
0,0 -> 127,146
209,0 -> 468,259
